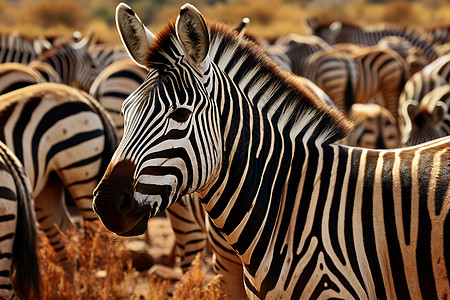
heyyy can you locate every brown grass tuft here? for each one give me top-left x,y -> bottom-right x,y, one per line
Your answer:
171,253 -> 226,300
38,221 -> 138,300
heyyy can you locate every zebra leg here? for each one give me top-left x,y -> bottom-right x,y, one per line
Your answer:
206,217 -> 247,300
34,177 -> 75,280
0,173 -> 18,300
166,198 -> 208,272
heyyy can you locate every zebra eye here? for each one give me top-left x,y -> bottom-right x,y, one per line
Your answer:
169,108 -> 192,123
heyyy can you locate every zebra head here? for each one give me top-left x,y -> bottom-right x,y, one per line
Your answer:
93,3 -> 221,236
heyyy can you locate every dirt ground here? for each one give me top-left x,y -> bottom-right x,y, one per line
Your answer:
120,215 -> 217,299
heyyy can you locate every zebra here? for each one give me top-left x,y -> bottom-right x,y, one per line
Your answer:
0,62 -> 45,95
305,18 -> 439,63
400,84 -> 450,146
0,141 -> 39,300
422,53 -> 450,83
33,32 -> 99,92
302,45 -> 407,119
0,83 -> 117,280
340,103 -> 400,149
425,24 -> 450,45
93,3 -> 450,299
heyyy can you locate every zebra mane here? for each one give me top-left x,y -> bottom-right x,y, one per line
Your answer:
145,19 -> 353,143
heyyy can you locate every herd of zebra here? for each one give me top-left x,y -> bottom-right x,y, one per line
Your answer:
0,2 -> 448,299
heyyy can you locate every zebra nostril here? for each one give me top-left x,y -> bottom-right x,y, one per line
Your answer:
118,191 -> 134,215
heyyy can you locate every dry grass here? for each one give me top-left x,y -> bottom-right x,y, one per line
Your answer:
38,221 -> 226,300
38,221 -> 138,300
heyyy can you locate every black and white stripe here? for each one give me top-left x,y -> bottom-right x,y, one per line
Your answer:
303,45 -> 407,119
0,141 -> 39,300
94,4 -> 450,299
306,19 -> 439,63
89,59 -> 147,138
0,32 -> 40,64
0,62 -> 45,95
34,33 -> 99,92
0,83 -> 117,279
340,103 -> 400,149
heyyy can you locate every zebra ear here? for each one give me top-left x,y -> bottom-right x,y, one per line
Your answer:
33,35 -> 52,55
404,99 -> 419,120
432,101 -> 447,125
176,4 -> 210,68
116,3 -> 156,69
235,17 -> 250,38
73,30 -> 97,54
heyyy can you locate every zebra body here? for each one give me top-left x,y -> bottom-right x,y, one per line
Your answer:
423,53 -> 450,83
303,45 -> 407,118
94,4 -> 450,299
90,43 -> 130,72
264,34 -> 330,74
0,141 -> 39,300
377,36 -> 429,77
341,103 -> 400,149
0,83 -> 117,279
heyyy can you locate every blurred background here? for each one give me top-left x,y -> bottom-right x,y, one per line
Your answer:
1,0 -> 450,43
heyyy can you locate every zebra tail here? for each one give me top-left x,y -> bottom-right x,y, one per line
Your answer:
0,142 -> 40,300
81,91 -> 119,179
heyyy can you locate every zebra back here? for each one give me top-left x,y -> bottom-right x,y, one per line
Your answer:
0,62 -> 45,95
307,19 -> 439,62
0,141 -> 39,300
0,31 -> 39,64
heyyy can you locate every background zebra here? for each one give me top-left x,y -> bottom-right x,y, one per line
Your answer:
302,45 -> 407,119
305,18 -> 439,63
93,4 -> 450,299
0,83 -> 117,280
0,141 -> 39,300
34,32 -> 99,92
400,84 -> 450,146
340,103 -> 400,149
0,32 -> 43,64
398,54 -> 450,145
